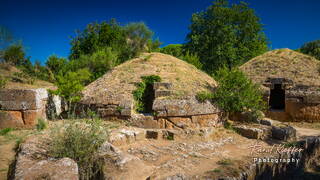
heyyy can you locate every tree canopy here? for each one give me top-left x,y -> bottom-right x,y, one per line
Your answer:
184,0 -> 268,74
299,40 -> 320,60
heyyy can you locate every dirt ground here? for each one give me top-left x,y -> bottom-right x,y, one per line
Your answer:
117,127 -> 270,179
1,121 -> 319,179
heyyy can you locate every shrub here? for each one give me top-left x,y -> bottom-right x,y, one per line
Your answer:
0,75 -> 8,88
181,51 -> 203,69
133,75 -> 161,113
36,118 -> 47,131
49,118 -> 107,180
213,67 -> 266,119
196,91 -> 214,102
0,127 -> 13,136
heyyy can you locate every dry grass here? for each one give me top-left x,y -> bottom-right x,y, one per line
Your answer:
81,53 -> 217,104
240,48 -> 320,88
0,63 -> 55,89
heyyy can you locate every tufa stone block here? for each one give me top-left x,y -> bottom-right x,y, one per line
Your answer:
0,110 -> 24,129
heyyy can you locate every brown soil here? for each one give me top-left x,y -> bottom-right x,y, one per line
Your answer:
117,127 -> 270,179
0,129 -> 35,179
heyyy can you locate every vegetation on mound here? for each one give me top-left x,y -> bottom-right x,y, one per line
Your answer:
240,48 -> 320,87
299,40 -> 320,60
133,75 -> 161,113
197,67 -> 266,121
49,118 -> 107,180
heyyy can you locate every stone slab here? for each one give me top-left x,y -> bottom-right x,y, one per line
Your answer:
0,88 -> 48,110
0,110 -> 24,129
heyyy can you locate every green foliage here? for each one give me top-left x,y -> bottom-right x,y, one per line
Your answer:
54,68 -> 91,103
46,55 -> 68,77
36,118 -> 47,131
217,158 -> 233,166
133,75 -> 161,113
160,44 -> 184,57
70,19 -> 160,64
0,127 -> 13,136
160,44 -> 203,69
2,44 -> 29,66
124,22 -> 155,57
0,75 -> 8,88
300,40 -> 320,60
213,67 -> 266,115
49,118 -> 107,180
69,47 -> 118,81
184,0 -> 268,73
182,51 -> 203,69
196,91 -> 214,102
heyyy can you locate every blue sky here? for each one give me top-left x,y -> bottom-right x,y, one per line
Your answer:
1,0 -> 320,63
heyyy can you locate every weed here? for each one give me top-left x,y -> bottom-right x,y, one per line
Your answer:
217,158 -> 233,166
0,128 -> 13,136
36,118 -> 47,131
196,91 -> 213,102
49,118 -> 108,180
211,168 -> 222,173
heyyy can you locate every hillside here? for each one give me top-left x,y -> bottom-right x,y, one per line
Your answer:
81,52 -> 217,105
0,63 -> 55,89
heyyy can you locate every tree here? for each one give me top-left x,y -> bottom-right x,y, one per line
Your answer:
184,0 -> 268,74
160,44 -> 203,69
70,19 -> 127,60
69,47 -> 118,81
160,44 -> 183,57
2,44 -> 31,66
46,55 -> 68,76
70,19 -> 160,63
300,40 -> 320,60
124,22 -> 156,57
54,68 -> 91,103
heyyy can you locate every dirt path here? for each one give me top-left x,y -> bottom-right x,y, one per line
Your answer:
294,126 -> 320,139
117,128 -> 270,179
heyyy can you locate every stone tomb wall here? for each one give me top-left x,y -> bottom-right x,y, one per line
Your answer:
0,88 -> 60,129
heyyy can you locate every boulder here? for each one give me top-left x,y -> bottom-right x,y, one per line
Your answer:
10,136 -> 79,180
153,97 -> 220,117
260,118 -> 273,126
23,108 -> 47,127
271,125 -> 296,141
99,142 -> 154,180
233,125 -> 268,140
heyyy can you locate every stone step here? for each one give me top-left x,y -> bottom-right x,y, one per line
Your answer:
155,90 -> 172,98
153,82 -> 173,90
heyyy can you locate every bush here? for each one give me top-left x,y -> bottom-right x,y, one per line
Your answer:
69,47 -> 118,81
49,118 -> 107,180
54,68 -> 91,103
0,75 -> 8,88
36,118 -> 47,131
212,67 -> 266,119
196,91 -> 214,102
0,127 -> 13,136
133,75 -> 161,113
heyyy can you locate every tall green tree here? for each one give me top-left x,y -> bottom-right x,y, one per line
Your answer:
70,19 -> 160,63
184,0 -> 268,74
300,40 -> 320,60
46,55 -> 68,76
124,22 -> 155,57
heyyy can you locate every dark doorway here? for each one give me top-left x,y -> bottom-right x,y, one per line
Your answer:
269,84 -> 285,110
